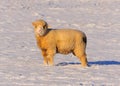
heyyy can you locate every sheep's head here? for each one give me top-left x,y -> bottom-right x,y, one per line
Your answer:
32,19 -> 48,36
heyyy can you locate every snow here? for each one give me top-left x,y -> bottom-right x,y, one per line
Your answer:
0,0 -> 120,86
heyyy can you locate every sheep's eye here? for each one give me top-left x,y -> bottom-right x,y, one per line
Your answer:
43,25 -> 46,29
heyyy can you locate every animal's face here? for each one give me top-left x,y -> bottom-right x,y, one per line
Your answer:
32,20 -> 48,36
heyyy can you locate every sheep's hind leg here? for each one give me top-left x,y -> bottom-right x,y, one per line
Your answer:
73,49 -> 88,67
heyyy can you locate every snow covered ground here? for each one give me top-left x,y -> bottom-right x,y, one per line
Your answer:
0,0 -> 120,86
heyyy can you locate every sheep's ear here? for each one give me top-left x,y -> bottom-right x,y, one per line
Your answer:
32,22 -> 37,27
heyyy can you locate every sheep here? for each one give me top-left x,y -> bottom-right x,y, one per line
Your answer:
32,19 -> 88,67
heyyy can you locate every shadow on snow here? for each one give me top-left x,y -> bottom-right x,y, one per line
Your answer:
56,61 -> 120,66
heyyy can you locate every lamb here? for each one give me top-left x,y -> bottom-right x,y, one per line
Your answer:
32,19 -> 88,67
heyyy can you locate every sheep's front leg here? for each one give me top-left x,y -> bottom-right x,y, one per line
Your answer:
46,54 -> 54,66
46,49 -> 55,66
42,49 -> 55,66
41,50 -> 48,66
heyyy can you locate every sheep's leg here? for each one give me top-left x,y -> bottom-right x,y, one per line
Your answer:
73,45 -> 88,67
47,54 -> 54,66
42,53 -> 54,66
74,50 -> 88,67
46,49 -> 55,66
79,54 -> 88,67
41,50 -> 48,66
